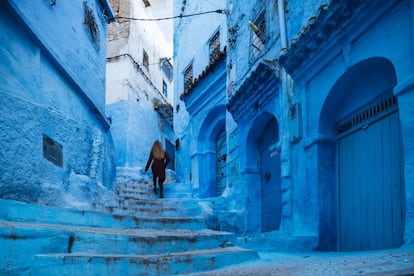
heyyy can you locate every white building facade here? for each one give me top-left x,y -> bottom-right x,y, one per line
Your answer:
106,0 -> 175,169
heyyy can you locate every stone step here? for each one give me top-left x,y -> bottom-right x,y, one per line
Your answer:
0,220 -> 235,256
117,189 -> 193,199
0,199 -> 206,230
116,182 -> 193,199
31,247 -> 258,275
109,204 -> 201,218
236,232 -> 319,252
0,199 -> 137,229
117,192 -> 193,202
117,181 -> 191,190
113,197 -> 202,210
0,176 -> 259,275
115,167 -> 177,182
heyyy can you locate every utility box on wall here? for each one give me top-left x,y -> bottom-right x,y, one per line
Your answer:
43,135 -> 63,167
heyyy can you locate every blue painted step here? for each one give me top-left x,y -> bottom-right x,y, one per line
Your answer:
0,199 -> 206,230
116,181 -> 193,200
0,220 -> 236,257
0,167 -> 260,275
31,247 -> 257,276
0,196 -> 259,275
110,198 -> 202,217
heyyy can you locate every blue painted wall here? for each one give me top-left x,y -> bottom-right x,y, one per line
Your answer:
175,0 -> 414,251
106,100 -> 175,167
225,0 -> 299,240
278,0 -> 414,250
0,1 -> 116,208
182,58 -> 227,198
173,0 -> 228,186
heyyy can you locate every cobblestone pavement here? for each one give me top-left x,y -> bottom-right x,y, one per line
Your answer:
189,248 -> 414,276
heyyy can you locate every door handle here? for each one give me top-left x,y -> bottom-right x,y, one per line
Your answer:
264,171 -> 271,181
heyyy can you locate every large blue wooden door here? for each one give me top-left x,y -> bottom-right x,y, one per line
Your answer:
338,109 -> 404,251
259,132 -> 281,232
216,128 -> 227,196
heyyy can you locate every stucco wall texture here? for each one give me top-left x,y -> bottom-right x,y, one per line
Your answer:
0,1 -> 116,208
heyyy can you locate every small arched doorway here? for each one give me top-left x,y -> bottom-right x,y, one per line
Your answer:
319,57 -> 405,251
245,113 -> 281,232
197,105 -> 226,198
259,117 -> 281,232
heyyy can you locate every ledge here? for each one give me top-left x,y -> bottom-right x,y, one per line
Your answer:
180,49 -> 227,100
278,0 -> 367,76
226,62 -> 279,123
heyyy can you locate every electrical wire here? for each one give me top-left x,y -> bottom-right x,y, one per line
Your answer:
111,9 -> 228,22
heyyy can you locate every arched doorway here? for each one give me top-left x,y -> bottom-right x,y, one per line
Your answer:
319,57 -> 405,251
197,105 -> 226,198
259,118 -> 281,232
245,113 -> 281,232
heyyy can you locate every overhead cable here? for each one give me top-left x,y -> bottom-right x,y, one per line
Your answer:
110,9 -> 229,22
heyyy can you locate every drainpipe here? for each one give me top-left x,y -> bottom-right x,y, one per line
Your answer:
277,0 -> 292,105
277,0 -> 294,226
278,0 -> 288,49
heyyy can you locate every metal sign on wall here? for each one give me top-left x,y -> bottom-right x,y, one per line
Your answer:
43,134 -> 63,167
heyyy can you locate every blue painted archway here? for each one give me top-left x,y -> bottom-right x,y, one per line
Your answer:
243,112 -> 281,233
197,105 -> 226,198
318,57 -> 404,251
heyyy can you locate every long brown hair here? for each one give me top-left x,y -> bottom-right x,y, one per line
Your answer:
151,140 -> 165,159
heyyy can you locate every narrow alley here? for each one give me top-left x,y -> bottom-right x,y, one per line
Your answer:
1,0 -> 414,275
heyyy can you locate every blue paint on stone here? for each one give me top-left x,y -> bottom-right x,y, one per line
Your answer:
1,0 -> 414,274
175,0 -> 414,252
0,0 -> 116,207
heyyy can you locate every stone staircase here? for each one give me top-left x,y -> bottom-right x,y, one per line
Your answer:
0,168 -> 258,275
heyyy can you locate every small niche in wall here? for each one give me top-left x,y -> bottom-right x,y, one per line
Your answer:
43,135 -> 63,167
289,103 -> 302,143
175,138 -> 180,150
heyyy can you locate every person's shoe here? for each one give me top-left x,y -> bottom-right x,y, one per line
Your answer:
160,194 -> 164,198
153,187 -> 157,194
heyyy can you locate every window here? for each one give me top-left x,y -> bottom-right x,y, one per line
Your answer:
160,58 -> 173,81
162,80 -> 168,97
254,11 -> 266,44
209,31 -> 220,64
143,49 -> 149,70
250,10 -> 266,58
183,63 -> 193,91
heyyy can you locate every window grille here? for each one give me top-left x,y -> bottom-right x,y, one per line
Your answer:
209,31 -> 220,64
83,1 -> 100,49
184,63 -> 193,91
162,80 -> 168,97
336,96 -> 397,134
143,50 -> 149,70
160,58 -> 173,81
254,11 -> 266,44
250,10 -> 266,59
